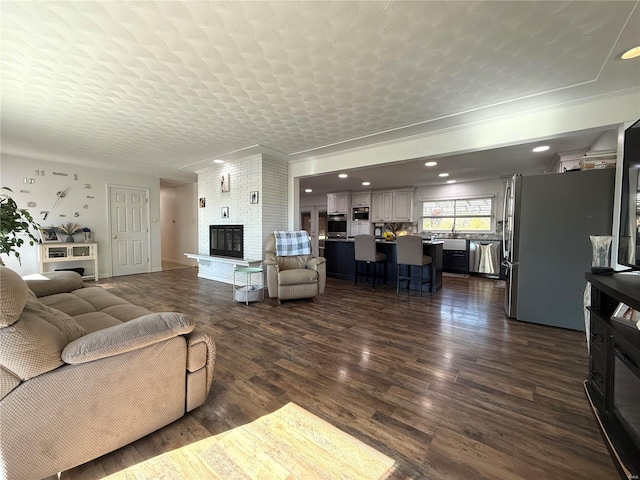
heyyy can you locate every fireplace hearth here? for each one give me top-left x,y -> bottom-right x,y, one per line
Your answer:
210,225 -> 243,259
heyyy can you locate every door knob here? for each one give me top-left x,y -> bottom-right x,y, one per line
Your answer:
112,235 -> 118,239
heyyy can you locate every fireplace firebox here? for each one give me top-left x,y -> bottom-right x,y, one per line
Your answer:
210,225 -> 243,259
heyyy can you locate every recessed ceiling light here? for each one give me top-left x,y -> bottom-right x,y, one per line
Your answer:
446,180 -> 456,184
362,181 -> 370,186
438,173 -> 449,177
304,188 -> 313,193
532,145 -> 550,153
621,46 -> 640,60
425,161 -> 438,167
338,173 -> 348,178
213,159 -> 224,164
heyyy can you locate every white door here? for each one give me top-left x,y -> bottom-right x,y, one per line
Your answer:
110,186 -> 150,276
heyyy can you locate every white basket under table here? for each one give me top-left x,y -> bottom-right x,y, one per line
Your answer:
233,267 -> 264,305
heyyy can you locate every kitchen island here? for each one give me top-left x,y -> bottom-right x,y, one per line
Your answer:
324,238 -> 443,292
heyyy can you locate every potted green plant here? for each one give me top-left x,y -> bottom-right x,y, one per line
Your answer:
0,187 -> 40,264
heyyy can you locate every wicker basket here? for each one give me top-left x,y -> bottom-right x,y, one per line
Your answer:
234,285 -> 263,303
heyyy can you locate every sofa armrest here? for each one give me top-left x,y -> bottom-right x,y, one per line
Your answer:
306,256 -> 326,271
24,271 -> 84,298
62,312 -> 194,364
186,327 -> 216,390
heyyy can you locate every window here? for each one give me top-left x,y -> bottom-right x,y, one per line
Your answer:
421,196 -> 494,233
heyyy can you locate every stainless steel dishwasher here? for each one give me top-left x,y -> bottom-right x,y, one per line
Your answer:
468,240 -> 501,278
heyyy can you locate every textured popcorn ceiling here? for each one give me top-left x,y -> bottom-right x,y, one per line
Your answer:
1,1 -> 639,179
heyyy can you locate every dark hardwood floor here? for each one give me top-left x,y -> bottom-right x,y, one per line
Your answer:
61,269 -> 618,479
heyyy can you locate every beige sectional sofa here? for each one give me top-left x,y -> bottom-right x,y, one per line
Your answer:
0,266 -> 216,480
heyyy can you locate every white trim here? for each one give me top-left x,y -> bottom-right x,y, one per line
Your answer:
184,253 -> 262,268
611,123 -> 628,269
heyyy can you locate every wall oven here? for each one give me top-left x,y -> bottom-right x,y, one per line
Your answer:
327,214 -> 347,238
352,207 -> 369,221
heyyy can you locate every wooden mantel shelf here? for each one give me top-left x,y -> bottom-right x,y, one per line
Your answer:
184,253 -> 262,268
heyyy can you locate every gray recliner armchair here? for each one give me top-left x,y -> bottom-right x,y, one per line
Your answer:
264,233 -> 326,303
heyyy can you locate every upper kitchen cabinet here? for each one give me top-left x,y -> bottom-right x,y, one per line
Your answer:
327,193 -> 350,214
392,190 -> 412,222
371,192 -> 392,222
371,190 -> 413,222
351,192 -> 371,207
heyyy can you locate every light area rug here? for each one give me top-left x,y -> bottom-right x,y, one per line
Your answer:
104,402 -> 396,479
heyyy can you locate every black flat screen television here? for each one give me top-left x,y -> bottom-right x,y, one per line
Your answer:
617,119 -> 640,270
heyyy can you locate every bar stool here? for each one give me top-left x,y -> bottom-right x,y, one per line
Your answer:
396,235 -> 432,295
354,234 -> 387,289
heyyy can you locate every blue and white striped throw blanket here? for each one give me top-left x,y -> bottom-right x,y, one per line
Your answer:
274,231 -> 310,256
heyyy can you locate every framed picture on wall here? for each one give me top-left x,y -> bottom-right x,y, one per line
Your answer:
199,197 -> 206,208
221,173 -> 230,192
250,191 -> 259,204
39,226 -> 60,243
221,207 -> 229,218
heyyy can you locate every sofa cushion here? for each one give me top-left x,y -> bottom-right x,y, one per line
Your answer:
71,287 -> 131,310
0,267 -> 30,327
73,312 -> 124,333
38,293 -> 98,317
278,268 -> 318,286
0,365 -> 21,399
0,298 -> 86,380
278,255 -> 312,271
23,271 -> 84,298
102,304 -> 151,322
25,298 -> 87,342
62,312 -> 194,364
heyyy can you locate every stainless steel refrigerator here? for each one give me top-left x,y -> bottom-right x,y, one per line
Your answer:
502,168 -> 615,330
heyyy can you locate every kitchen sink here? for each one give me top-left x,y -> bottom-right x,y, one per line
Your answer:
442,239 -> 467,250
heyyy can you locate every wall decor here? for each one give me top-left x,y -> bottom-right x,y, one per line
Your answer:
199,197 -> 206,208
26,201 -> 36,207
52,172 -> 68,176
250,191 -> 259,204
41,211 -> 49,221
23,178 -> 35,184
221,173 -> 230,192
39,227 -> 60,243
51,186 -> 71,210
221,207 -> 229,218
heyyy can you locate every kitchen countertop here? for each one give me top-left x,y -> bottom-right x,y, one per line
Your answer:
326,238 -> 444,245
323,237 -> 443,292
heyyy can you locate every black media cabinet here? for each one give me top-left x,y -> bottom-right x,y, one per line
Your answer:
585,273 -> 640,480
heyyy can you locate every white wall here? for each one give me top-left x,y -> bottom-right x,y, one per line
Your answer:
160,183 -> 198,266
1,154 -> 162,277
195,154 -> 288,284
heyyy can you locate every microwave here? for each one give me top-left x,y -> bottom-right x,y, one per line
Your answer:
353,207 -> 369,221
